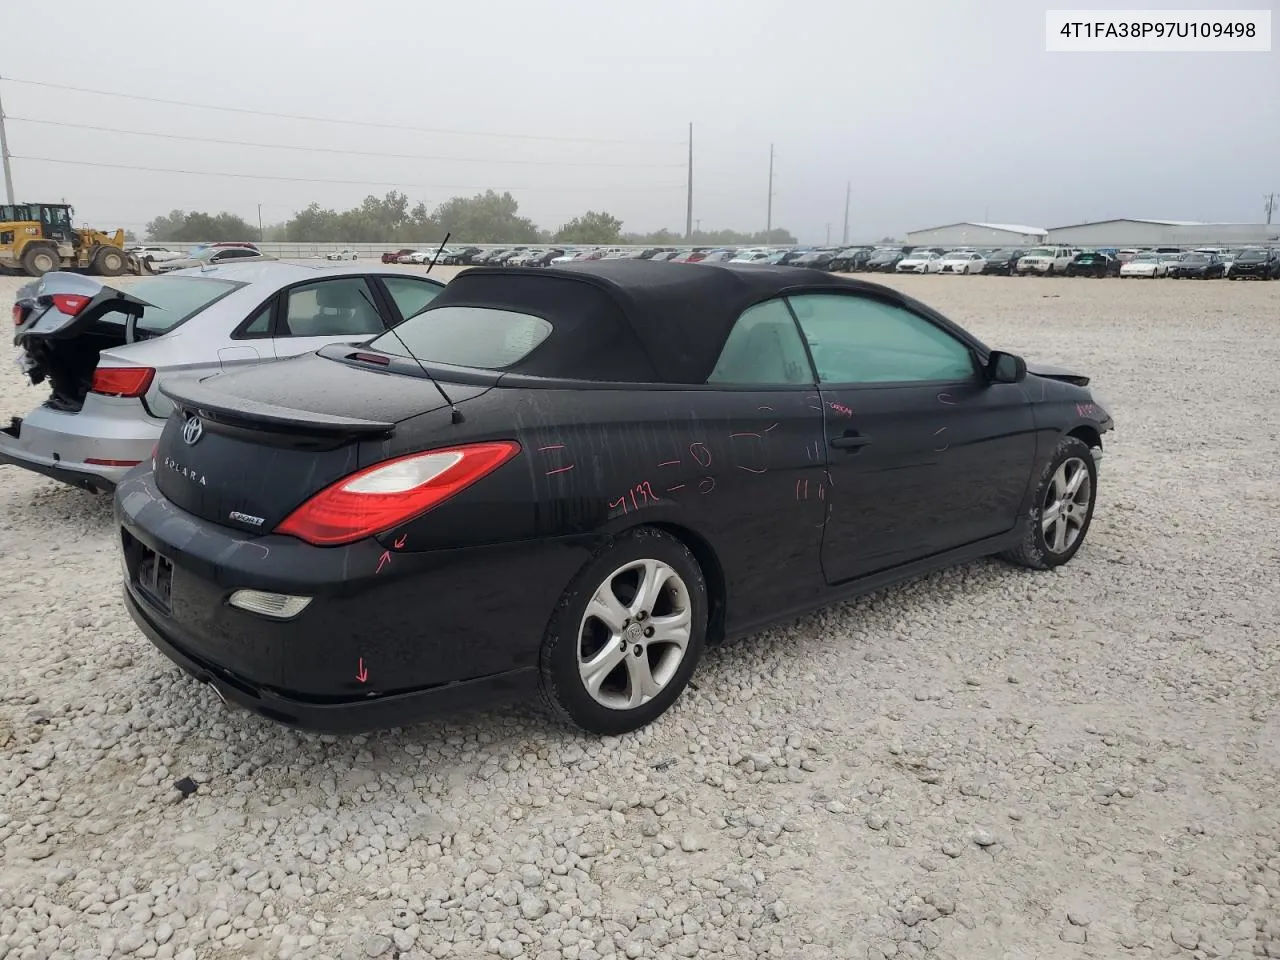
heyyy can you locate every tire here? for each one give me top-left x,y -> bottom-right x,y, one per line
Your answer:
538,526 -> 707,735
21,245 -> 58,277
94,248 -> 126,277
1000,436 -> 1097,571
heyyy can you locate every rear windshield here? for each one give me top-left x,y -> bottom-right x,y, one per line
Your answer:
369,305 -> 553,369
97,276 -> 244,335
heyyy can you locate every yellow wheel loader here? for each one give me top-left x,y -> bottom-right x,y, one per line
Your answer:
0,202 -> 151,278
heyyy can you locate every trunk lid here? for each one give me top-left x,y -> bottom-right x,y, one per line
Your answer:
13,272 -> 149,346
153,352 -> 490,533
12,274 -> 149,410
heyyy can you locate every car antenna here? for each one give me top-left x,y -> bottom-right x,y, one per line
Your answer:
424,231 -> 450,275
358,239 -> 464,424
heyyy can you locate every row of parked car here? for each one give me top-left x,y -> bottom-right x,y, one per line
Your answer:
379,242 -> 1280,279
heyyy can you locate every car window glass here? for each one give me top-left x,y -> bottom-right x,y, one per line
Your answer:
381,276 -> 443,321
92,276 -> 243,335
786,294 -> 975,384
243,301 -> 273,335
706,299 -> 813,385
368,306 -> 552,369
283,278 -> 384,338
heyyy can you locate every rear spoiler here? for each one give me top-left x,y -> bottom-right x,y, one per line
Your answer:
160,377 -> 395,437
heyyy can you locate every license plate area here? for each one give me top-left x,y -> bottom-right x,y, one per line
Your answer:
124,533 -> 173,614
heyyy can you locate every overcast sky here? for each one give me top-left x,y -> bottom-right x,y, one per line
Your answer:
2,0 -> 1276,243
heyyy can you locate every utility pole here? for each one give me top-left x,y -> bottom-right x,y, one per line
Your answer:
1266,192 -> 1276,225
825,223 -> 831,245
257,203 -> 264,241
684,122 -> 693,241
842,182 -> 850,245
766,144 -> 775,238
0,81 -> 15,204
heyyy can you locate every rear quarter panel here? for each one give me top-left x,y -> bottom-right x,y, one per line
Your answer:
101,286 -> 271,419
363,384 -> 830,637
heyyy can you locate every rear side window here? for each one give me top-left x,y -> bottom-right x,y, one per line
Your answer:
95,276 -> 243,335
707,300 -> 812,385
369,306 -> 552,369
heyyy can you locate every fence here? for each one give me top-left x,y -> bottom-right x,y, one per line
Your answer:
146,239 -> 1280,259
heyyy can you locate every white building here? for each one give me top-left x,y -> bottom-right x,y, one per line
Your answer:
904,222 -> 1046,248
1045,219 -> 1278,248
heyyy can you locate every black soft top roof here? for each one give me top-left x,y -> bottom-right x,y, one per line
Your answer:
426,260 -> 920,384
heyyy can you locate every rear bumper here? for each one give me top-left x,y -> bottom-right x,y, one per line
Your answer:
114,467 -> 586,732
123,585 -> 537,733
0,399 -> 160,491
0,438 -> 118,492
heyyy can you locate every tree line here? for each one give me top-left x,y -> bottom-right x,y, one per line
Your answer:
144,191 -> 797,247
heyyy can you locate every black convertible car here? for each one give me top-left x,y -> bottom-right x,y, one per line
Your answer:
115,262 -> 1114,736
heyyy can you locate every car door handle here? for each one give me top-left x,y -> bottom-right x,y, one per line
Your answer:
830,434 -> 872,450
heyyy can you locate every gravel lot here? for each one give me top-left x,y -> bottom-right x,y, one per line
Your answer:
1,269 -> 1278,960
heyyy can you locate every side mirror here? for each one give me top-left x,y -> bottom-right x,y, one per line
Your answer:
986,350 -> 1026,384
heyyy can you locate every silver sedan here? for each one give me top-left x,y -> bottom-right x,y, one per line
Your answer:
3,261 -> 445,493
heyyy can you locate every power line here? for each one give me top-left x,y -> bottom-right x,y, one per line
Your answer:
10,154 -> 687,193
5,116 -> 687,169
0,75 -> 685,147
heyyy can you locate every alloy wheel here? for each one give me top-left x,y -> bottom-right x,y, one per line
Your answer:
1041,457 -> 1093,554
577,559 -> 692,710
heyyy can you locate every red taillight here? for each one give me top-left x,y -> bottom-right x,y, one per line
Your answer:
90,366 -> 156,397
50,293 -> 92,316
275,441 -> 521,546
12,304 -> 23,326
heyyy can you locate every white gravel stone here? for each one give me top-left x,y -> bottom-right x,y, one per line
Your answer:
1,273 -> 1277,960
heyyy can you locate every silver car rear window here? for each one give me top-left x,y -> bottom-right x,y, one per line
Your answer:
98,276 -> 245,335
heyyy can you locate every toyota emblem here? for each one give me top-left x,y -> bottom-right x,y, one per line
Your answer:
181,416 -> 204,446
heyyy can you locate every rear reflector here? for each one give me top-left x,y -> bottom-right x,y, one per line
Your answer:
275,440 -> 521,546
228,590 -> 312,620
90,367 -> 156,398
85,457 -> 143,467
50,293 -> 92,316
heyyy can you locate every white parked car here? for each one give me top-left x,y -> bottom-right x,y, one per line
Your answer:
127,246 -> 185,265
729,251 -> 771,265
3,262 -> 445,493
326,248 -> 359,261
550,250 -> 583,264
1015,246 -> 1078,275
895,251 -> 944,274
937,251 -> 987,275
1119,252 -> 1177,278
402,249 -> 446,264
